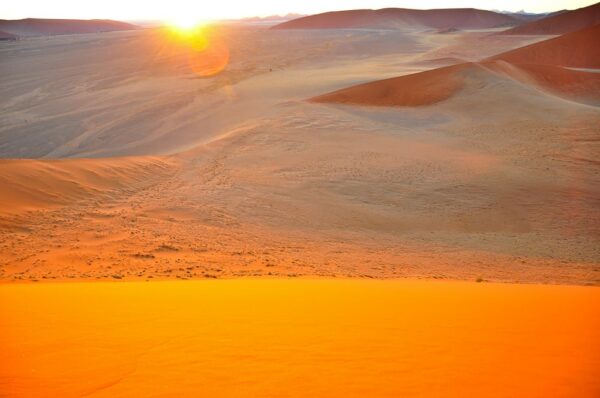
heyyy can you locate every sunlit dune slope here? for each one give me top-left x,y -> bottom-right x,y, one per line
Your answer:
311,63 -> 469,106
0,157 -> 173,215
489,24 -> 600,68
272,8 -> 519,30
0,18 -> 139,37
311,25 -> 600,107
1,280 -> 599,397
499,2 -> 600,35
488,62 -> 600,103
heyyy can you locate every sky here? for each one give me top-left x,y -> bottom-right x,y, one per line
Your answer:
1,0 -> 597,21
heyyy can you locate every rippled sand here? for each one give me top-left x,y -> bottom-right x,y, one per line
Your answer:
1,280 -> 598,397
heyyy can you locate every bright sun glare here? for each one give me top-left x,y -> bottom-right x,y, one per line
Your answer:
168,16 -> 206,30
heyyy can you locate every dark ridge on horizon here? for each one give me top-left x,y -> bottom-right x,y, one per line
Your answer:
271,7 -> 522,30
0,18 -> 139,38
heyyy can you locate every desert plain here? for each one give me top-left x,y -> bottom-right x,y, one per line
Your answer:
0,4 -> 599,397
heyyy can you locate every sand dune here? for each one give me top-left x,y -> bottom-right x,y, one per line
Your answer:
0,18 -> 139,37
1,280 -> 599,397
0,25 -> 598,285
272,8 -> 519,30
0,157 -> 173,215
500,2 -> 600,35
490,24 -> 600,68
311,61 -> 600,107
311,63 -> 469,106
0,30 -> 17,40
312,24 -> 600,107
487,62 -> 600,104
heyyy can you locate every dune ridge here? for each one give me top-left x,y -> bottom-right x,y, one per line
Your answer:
272,8 -> 519,30
311,24 -> 600,107
499,2 -> 600,35
0,18 -> 139,37
489,24 -> 600,68
311,63 -> 470,106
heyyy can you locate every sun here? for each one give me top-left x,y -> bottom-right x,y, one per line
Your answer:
167,16 -> 205,31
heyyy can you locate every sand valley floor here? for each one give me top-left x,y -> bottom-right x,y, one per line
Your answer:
0,27 -> 598,284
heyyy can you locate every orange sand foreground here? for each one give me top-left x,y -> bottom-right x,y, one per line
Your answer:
1,280 -> 598,397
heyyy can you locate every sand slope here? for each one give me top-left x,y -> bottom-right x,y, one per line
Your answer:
311,61 -> 600,107
500,2 -> 600,35
312,25 -> 600,107
0,30 -> 17,40
0,18 -> 138,37
311,63 -> 469,106
0,157 -> 173,215
487,62 -> 600,103
490,24 -> 600,68
0,26 -> 598,285
272,8 -> 519,30
1,280 -> 599,397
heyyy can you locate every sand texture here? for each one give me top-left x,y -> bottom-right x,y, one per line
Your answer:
0,24 -> 599,285
1,279 -> 599,397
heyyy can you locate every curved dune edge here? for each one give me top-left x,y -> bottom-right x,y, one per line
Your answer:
310,63 -> 471,107
310,24 -> 600,108
310,61 -> 600,108
0,157 -> 174,216
499,2 -> 600,35
489,24 -> 600,69
486,61 -> 600,103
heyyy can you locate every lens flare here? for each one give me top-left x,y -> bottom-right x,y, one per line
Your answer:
165,22 -> 229,77
168,16 -> 204,31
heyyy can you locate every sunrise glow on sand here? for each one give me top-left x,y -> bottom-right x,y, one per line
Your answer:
1,1 -> 599,397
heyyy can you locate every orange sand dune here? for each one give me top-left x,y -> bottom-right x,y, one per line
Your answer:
487,61 -> 600,103
1,280 -> 599,397
0,18 -> 138,37
272,8 -> 519,30
311,63 -> 471,106
311,59 -> 600,107
489,24 -> 600,68
500,2 -> 600,35
0,157 -> 173,215
312,25 -> 600,108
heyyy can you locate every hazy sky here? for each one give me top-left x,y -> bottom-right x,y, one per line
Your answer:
1,0 -> 596,21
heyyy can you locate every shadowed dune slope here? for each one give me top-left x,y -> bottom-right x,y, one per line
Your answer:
272,8 -> 519,30
489,24 -> 600,68
0,157 -> 173,215
0,18 -> 139,37
500,2 -> 600,35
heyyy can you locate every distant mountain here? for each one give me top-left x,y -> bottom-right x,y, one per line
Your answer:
241,13 -> 305,24
272,8 -> 521,30
500,2 -> 600,35
0,18 -> 139,38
